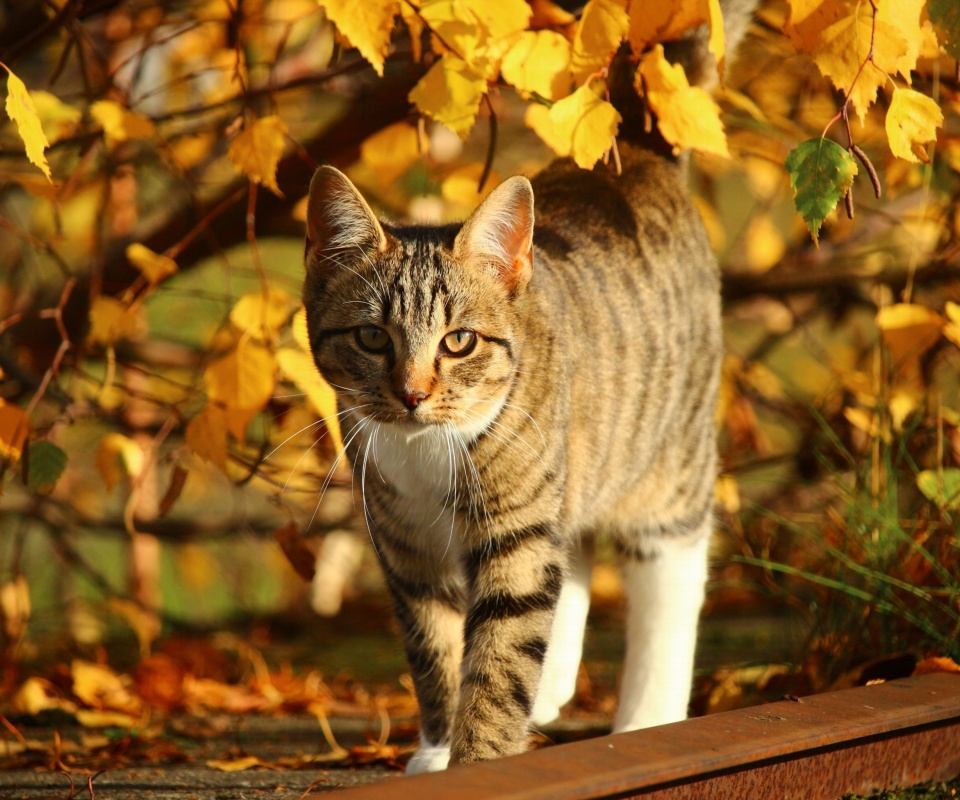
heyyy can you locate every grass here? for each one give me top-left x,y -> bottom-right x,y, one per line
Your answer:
840,774 -> 960,800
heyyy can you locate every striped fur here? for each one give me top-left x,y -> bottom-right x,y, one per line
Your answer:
301,8 -> 752,768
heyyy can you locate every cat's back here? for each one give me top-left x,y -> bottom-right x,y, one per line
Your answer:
522,144 -> 721,530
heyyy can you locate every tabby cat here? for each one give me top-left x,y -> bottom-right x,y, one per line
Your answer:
302,3 -> 752,772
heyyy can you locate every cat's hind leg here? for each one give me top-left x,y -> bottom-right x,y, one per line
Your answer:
530,539 -> 594,726
613,528 -> 709,732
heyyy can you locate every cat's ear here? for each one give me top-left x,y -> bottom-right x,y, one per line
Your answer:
453,176 -> 534,293
305,166 -> 387,271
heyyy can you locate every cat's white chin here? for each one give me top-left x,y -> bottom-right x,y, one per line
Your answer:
405,741 -> 450,774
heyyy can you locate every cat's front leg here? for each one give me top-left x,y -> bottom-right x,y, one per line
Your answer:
452,523 -> 564,764
376,545 -> 465,774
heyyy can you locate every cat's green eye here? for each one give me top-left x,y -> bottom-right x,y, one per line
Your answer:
355,326 -> 391,354
441,329 -> 477,357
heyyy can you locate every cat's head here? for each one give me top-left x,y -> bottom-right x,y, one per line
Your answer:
302,166 -> 534,439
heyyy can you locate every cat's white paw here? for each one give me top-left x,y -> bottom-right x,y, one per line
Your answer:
405,742 -> 450,774
530,678 -> 566,726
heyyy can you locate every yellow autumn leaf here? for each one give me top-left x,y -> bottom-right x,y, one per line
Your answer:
0,399 -> 30,462
207,756 -> 273,772
318,0 -> 399,76
230,287 -> 296,340
408,55 -> 486,138
88,296 -> 142,346
227,115 -> 288,196
204,337 -> 277,413
876,303 -> 945,366
126,243 -> 178,284
31,90 -> 81,144
3,66 -> 51,180
440,162 -> 498,209
71,659 -> 140,713
75,709 -> 140,728
714,474 -> 740,513
463,0 -> 531,40
637,44 -> 729,157
95,433 -> 145,492
292,308 -> 311,351
885,88 -> 943,164
276,348 -> 344,454
530,0 -> 576,28
501,31 -> 571,101
570,0 -> 629,86
944,301 -> 960,349
401,2 -> 425,61
627,0 -> 724,74
547,83 -> 621,169
186,405 -> 229,470
783,0 -> 845,54
360,122 -> 421,185
418,0 -> 485,61
812,7 -> 909,123
90,99 -> 156,146
525,103 -> 571,157
877,0 -> 925,81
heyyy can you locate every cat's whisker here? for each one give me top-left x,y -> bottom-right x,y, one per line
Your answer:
306,414 -> 370,532
266,403 -> 372,464
359,421 -> 381,558
457,407 -> 544,466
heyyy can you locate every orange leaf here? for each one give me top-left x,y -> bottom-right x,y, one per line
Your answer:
227,115 -> 288,196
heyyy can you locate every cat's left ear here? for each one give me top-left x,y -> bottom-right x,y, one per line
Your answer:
453,176 -> 534,294
305,166 -> 387,273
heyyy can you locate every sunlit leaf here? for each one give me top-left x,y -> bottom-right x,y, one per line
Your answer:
88,296 -> 141,346
71,659 -> 140,713
440,162 -> 498,209
318,0 -> 399,76
27,441 -> 68,494
916,468 -> 960,510
276,347 -> 343,454
944,301 -> 960,349
637,44 -> 728,157
95,433 -> 144,492
875,303 -> 944,365
784,138 -> 857,244
544,83 -> 620,169
525,103 -> 570,157
360,122 -> 422,185
0,400 -> 30,463
0,575 -> 31,643
185,405 -> 229,470
408,55 -> 486,138
126,243 -> 178,284
230,287 -> 296,340
570,0 -> 629,86
3,66 -> 51,180
885,88 -> 943,164
227,115 -> 288,196
501,31 -> 571,101
627,0 -> 724,71
464,0 -> 531,40
204,337 -> 277,413
31,89 -> 81,145
90,99 -> 156,145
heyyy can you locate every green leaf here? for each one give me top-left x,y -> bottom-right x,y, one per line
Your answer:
784,138 -> 858,244
917,468 -> 960,510
929,0 -> 960,60
27,440 -> 68,494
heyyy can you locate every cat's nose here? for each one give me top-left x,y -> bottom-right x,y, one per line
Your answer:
398,390 -> 429,411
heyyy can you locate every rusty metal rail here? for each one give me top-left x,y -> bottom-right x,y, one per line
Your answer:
338,672 -> 960,799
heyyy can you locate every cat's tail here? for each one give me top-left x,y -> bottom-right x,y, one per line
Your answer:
611,0 -> 758,146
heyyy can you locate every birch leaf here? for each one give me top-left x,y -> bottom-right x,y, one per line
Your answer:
204,338 -> 276,413
628,0 -> 723,69
638,45 -> 728,157
186,405 -> 229,470
227,115 -> 287,196
547,83 -> 620,169
0,400 -> 30,463
318,0 -> 399,76
570,0 -> 629,86
875,304 -> 944,366
276,348 -> 344,454
885,88 -> 943,164
916,469 -> 960,510
501,30 -> 571,101
784,138 -> 857,244
88,296 -> 141,346
27,441 -> 67,494
126,243 -> 178,284
3,67 -> 51,180
408,56 -> 486,138
360,122 -> 421,184
90,100 -> 156,145
230,287 -> 296,340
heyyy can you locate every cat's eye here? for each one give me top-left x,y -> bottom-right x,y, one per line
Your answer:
355,326 -> 391,354
441,330 -> 477,357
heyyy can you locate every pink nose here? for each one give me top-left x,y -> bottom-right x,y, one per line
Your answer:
399,391 -> 429,411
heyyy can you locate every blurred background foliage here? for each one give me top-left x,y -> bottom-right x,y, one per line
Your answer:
0,0 -> 958,714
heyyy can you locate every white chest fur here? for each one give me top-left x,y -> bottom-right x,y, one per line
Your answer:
359,421 -> 463,558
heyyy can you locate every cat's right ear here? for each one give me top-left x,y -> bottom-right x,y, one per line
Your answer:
305,166 -> 387,272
